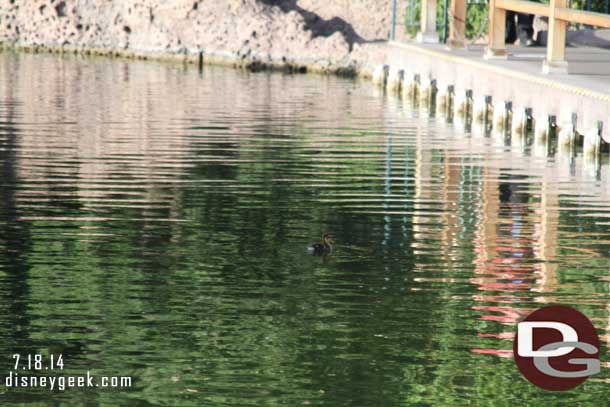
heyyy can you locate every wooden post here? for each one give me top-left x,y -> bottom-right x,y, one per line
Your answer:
447,0 -> 467,48
417,0 -> 440,43
543,0 -> 569,73
485,0 -> 508,58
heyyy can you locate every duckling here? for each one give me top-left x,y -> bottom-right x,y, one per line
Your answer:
308,233 -> 333,255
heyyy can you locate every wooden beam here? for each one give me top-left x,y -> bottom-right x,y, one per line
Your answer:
555,7 -> 610,27
483,0 -> 610,73
495,0 -> 610,27
485,0 -> 508,58
544,0 -> 569,73
448,0 -> 467,48
496,0 -> 550,17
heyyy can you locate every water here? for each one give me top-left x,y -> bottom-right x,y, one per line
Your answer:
1,51 -> 610,406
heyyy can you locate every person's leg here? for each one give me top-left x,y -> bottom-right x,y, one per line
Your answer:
516,13 -> 535,45
505,11 -> 517,43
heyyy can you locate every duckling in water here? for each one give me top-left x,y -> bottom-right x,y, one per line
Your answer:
308,233 -> 333,255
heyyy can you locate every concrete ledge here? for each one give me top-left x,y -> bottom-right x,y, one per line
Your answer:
387,40 -> 610,142
542,59 -> 569,75
0,41 -> 360,77
416,32 -> 440,44
484,48 -> 509,60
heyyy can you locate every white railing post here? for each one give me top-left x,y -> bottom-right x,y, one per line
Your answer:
417,0 -> 440,43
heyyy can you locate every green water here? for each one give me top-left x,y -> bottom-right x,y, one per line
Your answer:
1,52 -> 610,406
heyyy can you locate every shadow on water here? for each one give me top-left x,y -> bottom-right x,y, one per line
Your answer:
0,92 -> 32,348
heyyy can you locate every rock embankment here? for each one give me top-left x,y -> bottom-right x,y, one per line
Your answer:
0,0 -> 394,75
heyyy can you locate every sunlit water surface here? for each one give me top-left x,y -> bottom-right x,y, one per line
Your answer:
1,52 -> 610,406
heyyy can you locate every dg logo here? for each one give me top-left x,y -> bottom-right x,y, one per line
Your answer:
514,305 -> 601,391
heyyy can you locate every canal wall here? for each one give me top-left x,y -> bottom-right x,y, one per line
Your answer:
1,0 -> 609,158
368,42 -> 610,153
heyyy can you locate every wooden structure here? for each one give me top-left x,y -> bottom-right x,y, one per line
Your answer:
487,0 -> 610,72
415,0 -> 610,73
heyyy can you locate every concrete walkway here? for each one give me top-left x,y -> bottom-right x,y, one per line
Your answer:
452,44 -> 610,92
386,41 -> 610,140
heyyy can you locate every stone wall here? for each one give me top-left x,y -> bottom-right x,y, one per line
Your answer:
297,0 -> 398,41
0,0 -> 399,70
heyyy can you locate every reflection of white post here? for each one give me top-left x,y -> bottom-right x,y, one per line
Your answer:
534,180 -> 558,296
383,132 -> 393,247
417,0 -> 440,43
412,124 -> 433,251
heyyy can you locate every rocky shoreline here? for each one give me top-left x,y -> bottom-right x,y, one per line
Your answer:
0,0 -> 393,77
